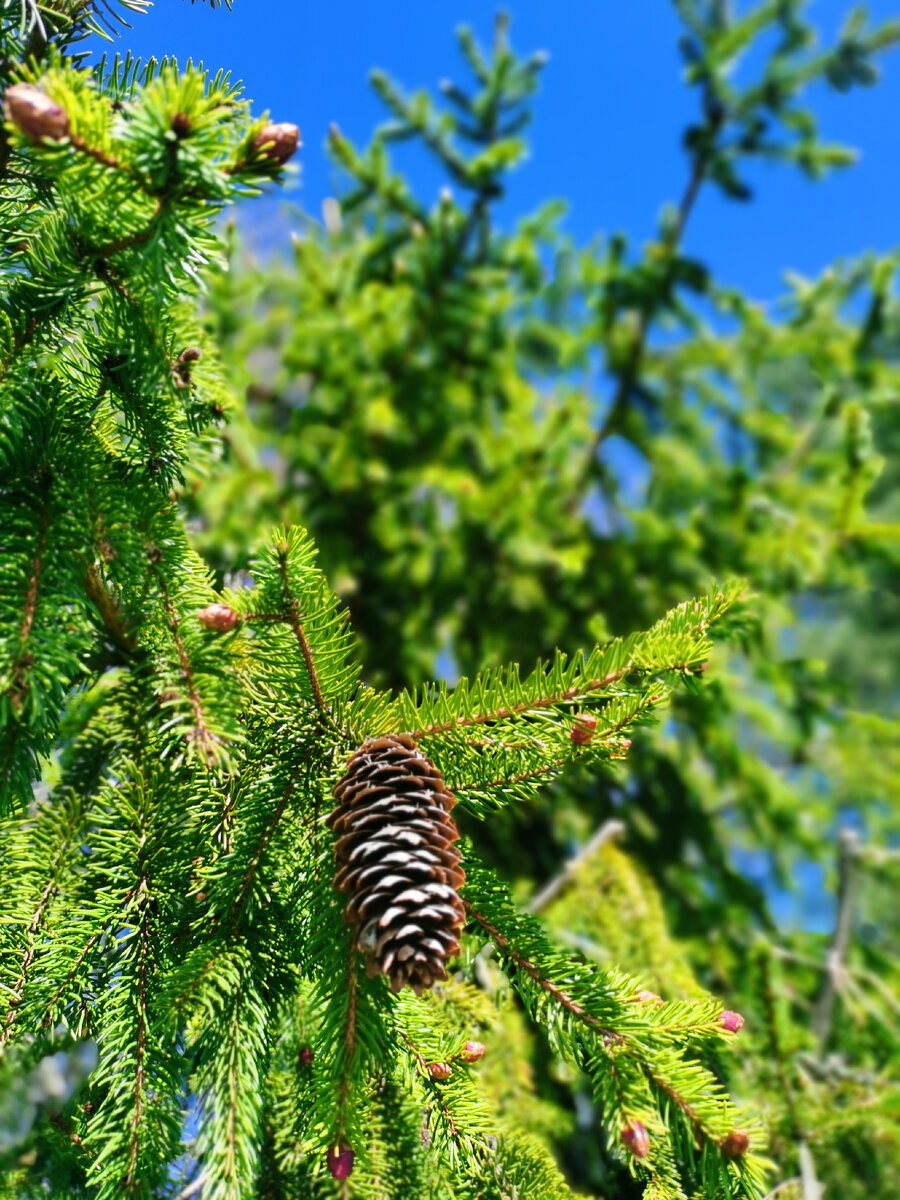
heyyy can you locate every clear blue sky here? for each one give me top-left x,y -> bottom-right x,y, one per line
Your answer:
93,0 -> 899,300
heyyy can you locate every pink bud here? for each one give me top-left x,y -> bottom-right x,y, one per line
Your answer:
428,1061 -> 452,1080
570,712 -> 598,746
298,1046 -> 313,1067
4,83 -> 70,142
327,1143 -> 354,1180
635,990 -> 662,1005
459,1040 -> 486,1063
621,1121 -> 650,1159
720,1010 -> 744,1034
197,604 -> 240,633
251,121 -> 301,165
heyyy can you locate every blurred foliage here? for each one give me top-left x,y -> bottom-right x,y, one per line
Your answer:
183,5 -> 900,1195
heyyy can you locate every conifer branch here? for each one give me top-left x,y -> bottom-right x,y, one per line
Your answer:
464,902 -> 618,1042
336,938 -> 359,1144
83,198 -> 163,260
84,563 -> 139,654
1,870 -> 59,1044
410,665 -> 632,738
7,498 -> 50,717
398,1030 -> 461,1141
275,545 -> 331,719
228,761 -> 306,927
151,551 -> 218,765
125,879 -> 151,1191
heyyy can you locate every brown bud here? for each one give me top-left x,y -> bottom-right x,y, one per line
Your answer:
327,1143 -> 354,1180
720,1010 -> 744,1034
428,1061 -> 452,1080
720,1129 -> 750,1159
621,1121 -> 650,1159
178,346 -> 202,365
251,121 -> 301,165
197,603 -> 240,633
459,1040 -> 485,1063
4,83 -> 70,143
170,112 -> 192,138
570,712 -> 598,746
298,1046 -> 313,1068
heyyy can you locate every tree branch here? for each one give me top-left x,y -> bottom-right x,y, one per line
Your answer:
811,828 -> 860,1051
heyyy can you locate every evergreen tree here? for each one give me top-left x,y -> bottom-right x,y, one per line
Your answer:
192,6 -> 900,1199
0,4 -> 775,1198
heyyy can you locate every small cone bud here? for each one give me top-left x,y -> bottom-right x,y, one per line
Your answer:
622,1121 -> 650,1159
178,346 -> 202,365
570,712 -> 598,745
459,1040 -> 486,1063
428,1061 -> 452,1080
4,83 -> 70,142
720,1129 -> 750,1159
251,122 -> 301,165
299,1046 -> 313,1067
327,1143 -> 354,1180
635,990 -> 662,1005
197,604 -> 240,633
720,1010 -> 744,1033
170,112 -> 192,138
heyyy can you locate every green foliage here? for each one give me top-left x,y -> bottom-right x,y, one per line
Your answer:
1,4 -> 898,1200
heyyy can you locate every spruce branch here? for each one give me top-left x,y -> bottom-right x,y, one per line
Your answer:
275,542 -> 329,717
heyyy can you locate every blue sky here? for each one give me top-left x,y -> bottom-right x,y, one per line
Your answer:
94,0 -> 900,300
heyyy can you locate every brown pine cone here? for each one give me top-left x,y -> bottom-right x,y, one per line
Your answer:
328,734 -> 465,995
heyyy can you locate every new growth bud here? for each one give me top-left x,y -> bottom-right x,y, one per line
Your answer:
720,1129 -> 750,1159
635,990 -> 662,1005
251,122 -> 301,165
459,1040 -> 486,1063
298,1046 -> 313,1068
570,712 -> 598,746
197,604 -> 240,633
621,1121 -> 650,1159
4,84 -> 70,143
327,1143 -> 354,1180
428,1061 -> 452,1080
720,1010 -> 745,1034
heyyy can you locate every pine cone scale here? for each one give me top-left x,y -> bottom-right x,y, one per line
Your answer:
329,733 -> 466,994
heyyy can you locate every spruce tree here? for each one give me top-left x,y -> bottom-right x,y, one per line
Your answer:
193,6 -> 900,1199
0,4 -> 773,1198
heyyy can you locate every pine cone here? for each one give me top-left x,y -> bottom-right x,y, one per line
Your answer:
328,734 -> 465,994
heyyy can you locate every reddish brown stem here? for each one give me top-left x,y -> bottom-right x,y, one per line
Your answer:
465,902 -> 616,1042
275,550 -> 329,716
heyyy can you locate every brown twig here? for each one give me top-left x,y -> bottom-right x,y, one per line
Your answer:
528,819 -> 626,916
275,547 -> 331,718
811,828 -> 860,1051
